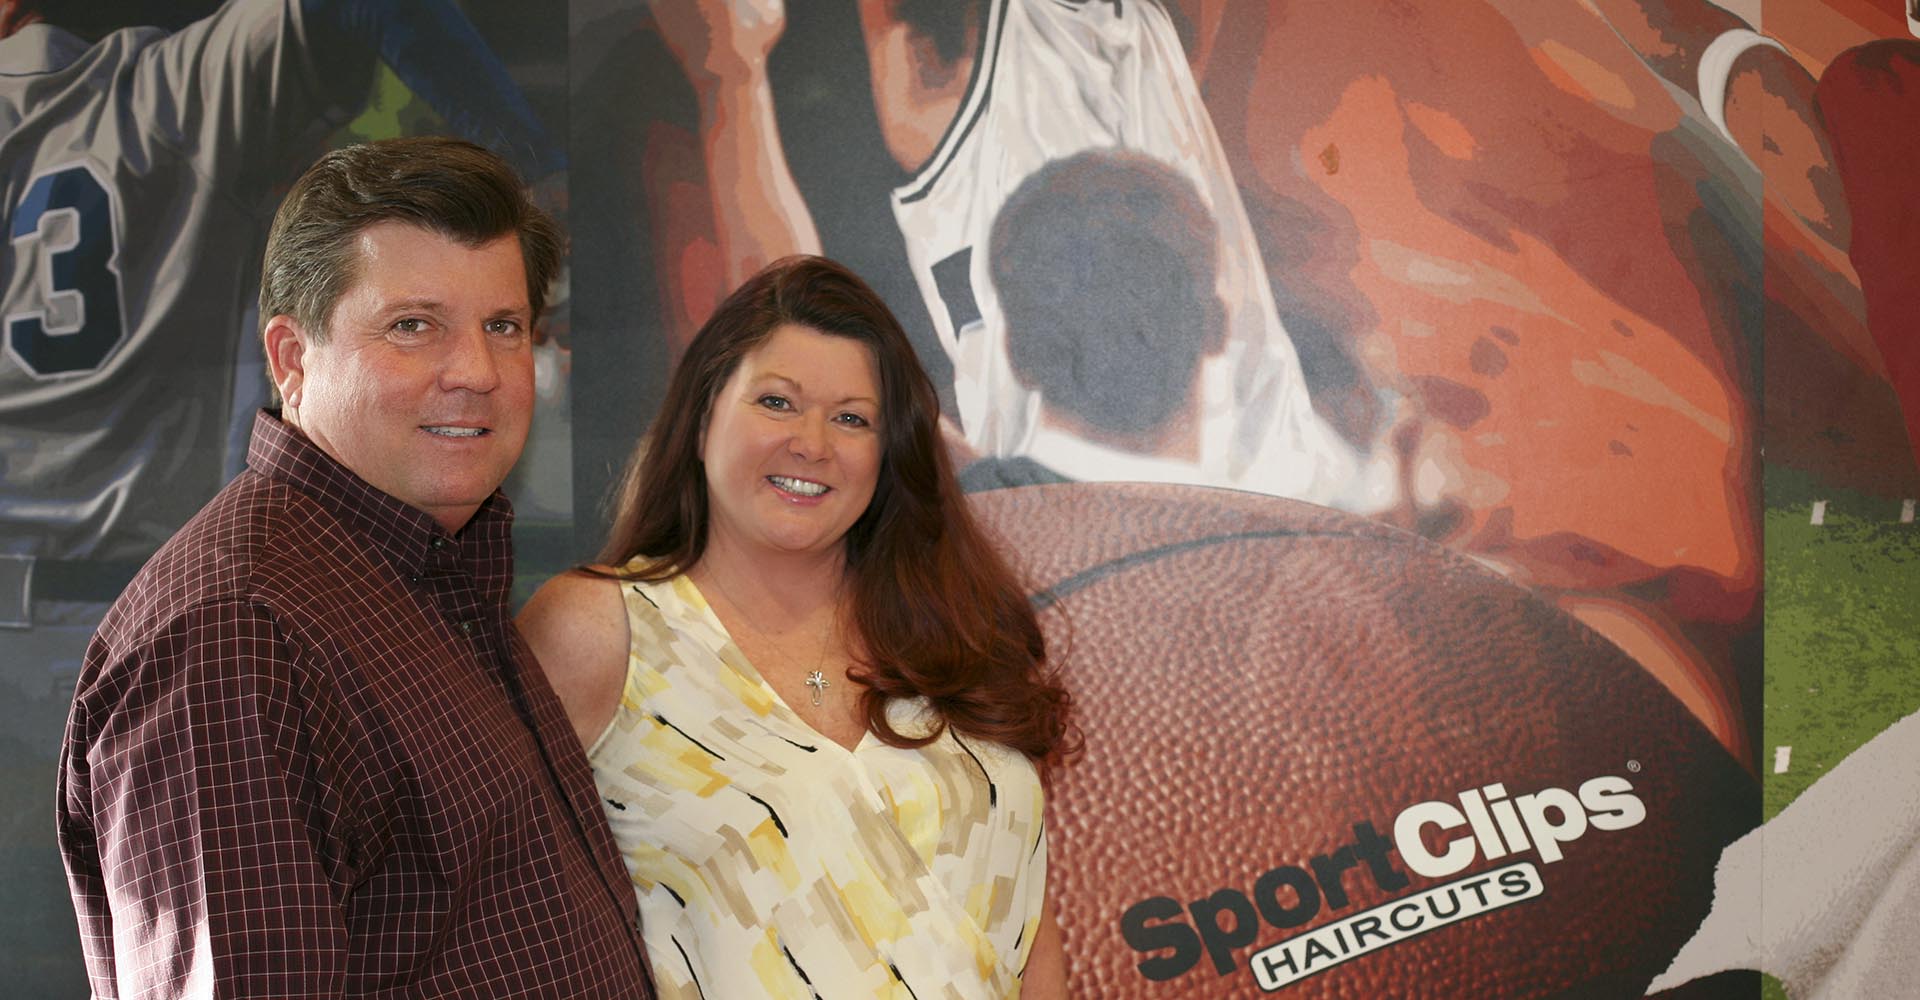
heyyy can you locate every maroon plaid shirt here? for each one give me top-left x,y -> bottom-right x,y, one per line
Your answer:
57,412 -> 654,998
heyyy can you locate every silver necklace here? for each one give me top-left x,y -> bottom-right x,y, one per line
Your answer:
707,569 -> 837,707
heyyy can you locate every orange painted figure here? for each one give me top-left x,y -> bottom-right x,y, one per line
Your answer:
1186,0 -> 1914,761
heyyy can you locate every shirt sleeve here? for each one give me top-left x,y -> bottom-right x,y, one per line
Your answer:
126,0 -> 561,200
77,600 -> 349,999
126,0 -> 377,204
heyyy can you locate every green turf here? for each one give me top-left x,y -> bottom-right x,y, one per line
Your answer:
1763,464 -> 1920,823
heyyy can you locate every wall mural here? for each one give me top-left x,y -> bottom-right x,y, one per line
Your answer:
4,0 -> 1915,994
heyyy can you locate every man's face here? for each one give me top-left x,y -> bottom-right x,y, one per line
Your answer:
271,221 -> 535,532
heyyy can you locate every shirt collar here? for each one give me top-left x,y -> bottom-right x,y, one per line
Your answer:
246,410 -> 517,602
1024,422 -> 1214,487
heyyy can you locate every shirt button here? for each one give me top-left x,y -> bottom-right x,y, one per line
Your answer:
460,621 -> 474,635
430,538 -> 447,550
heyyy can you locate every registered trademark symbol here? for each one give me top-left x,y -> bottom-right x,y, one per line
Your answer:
1626,759 -> 1642,773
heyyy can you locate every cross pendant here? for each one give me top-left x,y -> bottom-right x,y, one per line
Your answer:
804,670 -> 830,706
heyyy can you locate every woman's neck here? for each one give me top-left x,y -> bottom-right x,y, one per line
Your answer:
691,538 -> 849,625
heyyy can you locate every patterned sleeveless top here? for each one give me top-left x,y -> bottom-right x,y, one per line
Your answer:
587,573 -> 1048,998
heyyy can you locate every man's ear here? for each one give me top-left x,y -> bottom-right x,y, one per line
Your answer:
263,314 -> 309,409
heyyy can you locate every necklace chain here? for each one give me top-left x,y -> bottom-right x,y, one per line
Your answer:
705,568 -> 838,707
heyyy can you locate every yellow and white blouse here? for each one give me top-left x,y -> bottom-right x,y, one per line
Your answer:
588,573 -> 1048,998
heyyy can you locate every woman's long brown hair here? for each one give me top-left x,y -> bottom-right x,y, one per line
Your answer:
598,256 -> 1075,765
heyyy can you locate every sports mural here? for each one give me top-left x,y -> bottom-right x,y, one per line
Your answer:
3,0 -> 1915,995
571,1 -> 1916,995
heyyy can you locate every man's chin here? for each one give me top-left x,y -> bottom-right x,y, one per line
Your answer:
402,478 -> 513,527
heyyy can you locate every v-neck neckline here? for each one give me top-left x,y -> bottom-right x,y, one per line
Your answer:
673,576 -> 875,755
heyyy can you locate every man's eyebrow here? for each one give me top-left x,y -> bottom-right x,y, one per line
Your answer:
373,298 -> 530,317
378,297 -> 447,312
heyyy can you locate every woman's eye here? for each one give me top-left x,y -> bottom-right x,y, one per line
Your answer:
757,394 -> 793,411
834,412 -> 871,428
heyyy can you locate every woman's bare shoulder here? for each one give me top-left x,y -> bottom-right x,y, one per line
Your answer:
520,566 -> 629,640
517,568 -> 632,743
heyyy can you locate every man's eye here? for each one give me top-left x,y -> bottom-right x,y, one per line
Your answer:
485,319 -> 524,336
392,318 -> 428,334
757,394 -> 793,411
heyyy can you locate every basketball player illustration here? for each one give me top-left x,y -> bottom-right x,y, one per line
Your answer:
648,0 -> 1395,513
878,0 -> 1394,510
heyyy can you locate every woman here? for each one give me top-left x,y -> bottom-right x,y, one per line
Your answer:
520,256 -> 1074,997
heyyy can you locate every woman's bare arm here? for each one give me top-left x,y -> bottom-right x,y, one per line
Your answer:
517,569 -> 631,749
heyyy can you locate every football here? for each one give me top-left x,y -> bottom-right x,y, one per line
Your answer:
970,482 -> 1756,998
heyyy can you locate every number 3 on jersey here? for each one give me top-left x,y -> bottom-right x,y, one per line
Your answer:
7,164 -> 127,378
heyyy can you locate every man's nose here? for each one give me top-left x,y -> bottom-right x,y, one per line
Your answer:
440,325 -> 501,392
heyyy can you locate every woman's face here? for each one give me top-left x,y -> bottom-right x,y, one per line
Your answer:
700,323 -> 884,564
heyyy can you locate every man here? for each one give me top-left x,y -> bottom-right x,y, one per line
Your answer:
3,4 -> 562,985
56,137 -> 654,998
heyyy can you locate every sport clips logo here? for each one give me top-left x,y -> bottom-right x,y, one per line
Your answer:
1120,774 -> 1646,990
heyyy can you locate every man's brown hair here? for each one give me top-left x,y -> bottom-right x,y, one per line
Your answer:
258,135 -> 560,344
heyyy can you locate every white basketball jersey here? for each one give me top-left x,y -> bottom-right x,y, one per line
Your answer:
0,3 -> 367,561
890,0 -> 1381,508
